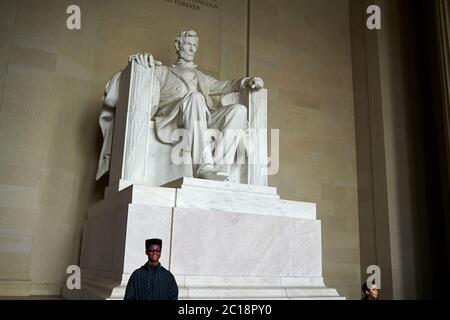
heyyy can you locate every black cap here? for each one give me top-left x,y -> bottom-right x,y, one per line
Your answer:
145,238 -> 162,251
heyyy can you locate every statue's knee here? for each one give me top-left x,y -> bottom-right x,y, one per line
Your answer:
184,92 -> 208,114
230,104 -> 247,120
187,92 -> 206,104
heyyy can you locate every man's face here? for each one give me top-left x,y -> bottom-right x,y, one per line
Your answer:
178,37 -> 198,62
146,244 -> 161,263
366,285 -> 379,299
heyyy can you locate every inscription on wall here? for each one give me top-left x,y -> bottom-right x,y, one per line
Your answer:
162,0 -> 219,11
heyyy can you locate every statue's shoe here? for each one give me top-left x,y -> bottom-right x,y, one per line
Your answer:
196,166 -> 229,181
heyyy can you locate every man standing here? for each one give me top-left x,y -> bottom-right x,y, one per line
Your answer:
97,30 -> 264,181
124,238 -> 178,300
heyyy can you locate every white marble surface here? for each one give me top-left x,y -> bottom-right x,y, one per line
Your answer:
244,88 -> 268,186
172,275 -> 342,300
66,180 -> 343,300
175,188 -> 316,219
121,177 -> 316,219
170,207 -> 321,277
103,183 -> 177,206
164,177 -> 277,196
174,178 -> 316,219
74,187 -> 174,300
123,204 -> 173,274
181,287 -> 343,300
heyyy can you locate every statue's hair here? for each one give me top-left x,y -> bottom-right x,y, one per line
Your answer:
175,30 -> 199,51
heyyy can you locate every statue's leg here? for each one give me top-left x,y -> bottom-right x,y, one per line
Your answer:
178,92 -> 214,175
209,104 -> 247,168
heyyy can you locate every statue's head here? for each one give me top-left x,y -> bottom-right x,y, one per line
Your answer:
175,30 -> 199,63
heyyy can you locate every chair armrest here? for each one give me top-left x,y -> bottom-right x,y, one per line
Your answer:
241,88 -> 268,186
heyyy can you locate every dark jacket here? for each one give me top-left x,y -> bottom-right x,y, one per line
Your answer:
124,263 -> 178,300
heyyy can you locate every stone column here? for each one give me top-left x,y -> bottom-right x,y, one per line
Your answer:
435,0 -> 450,184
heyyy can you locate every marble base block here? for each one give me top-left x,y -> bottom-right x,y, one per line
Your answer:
62,178 -> 343,300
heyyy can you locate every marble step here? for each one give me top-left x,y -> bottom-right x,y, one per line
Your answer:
179,287 -> 344,300
97,180 -> 316,220
172,178 -> 315,219
174,188 -> 315,219
71,272 -> 344,300
163,177 -> 279,197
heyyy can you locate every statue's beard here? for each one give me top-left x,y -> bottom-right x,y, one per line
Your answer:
178,50 -> 195,62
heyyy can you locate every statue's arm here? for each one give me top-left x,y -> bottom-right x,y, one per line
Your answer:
96,71 -> 121,180
206,75 -> 246,96
99,70 -> 119,137
206,74 -> 264,96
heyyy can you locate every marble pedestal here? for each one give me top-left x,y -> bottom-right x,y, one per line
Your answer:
62,178 -> 343,300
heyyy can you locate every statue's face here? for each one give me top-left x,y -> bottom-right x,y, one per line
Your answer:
178,36 -> 198,62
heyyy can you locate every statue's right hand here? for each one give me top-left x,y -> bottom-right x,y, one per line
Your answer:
128,53 -> 162,68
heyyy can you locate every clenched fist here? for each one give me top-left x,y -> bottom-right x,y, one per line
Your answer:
244,77 -> 264,90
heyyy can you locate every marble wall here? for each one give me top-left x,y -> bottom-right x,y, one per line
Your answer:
0,0 -> 361,298
350,0 -> 430,299
0,0 -> 247,296
248,0 -> 361,299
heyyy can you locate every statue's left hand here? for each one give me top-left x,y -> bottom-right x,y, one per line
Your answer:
128,53 -> 162,68
246,77 -> 264,90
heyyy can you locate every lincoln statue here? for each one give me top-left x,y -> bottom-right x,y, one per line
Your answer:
96,30 -> 264,181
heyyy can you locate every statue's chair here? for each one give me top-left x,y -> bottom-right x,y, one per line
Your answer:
102,61 -> 268,195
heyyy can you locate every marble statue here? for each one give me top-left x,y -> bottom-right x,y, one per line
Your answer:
68,32 -> 343,302
96,30 -> 264,182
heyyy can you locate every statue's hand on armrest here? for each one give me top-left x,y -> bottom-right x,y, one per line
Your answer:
128,53 -> 162,69
243,77 -> 264,90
